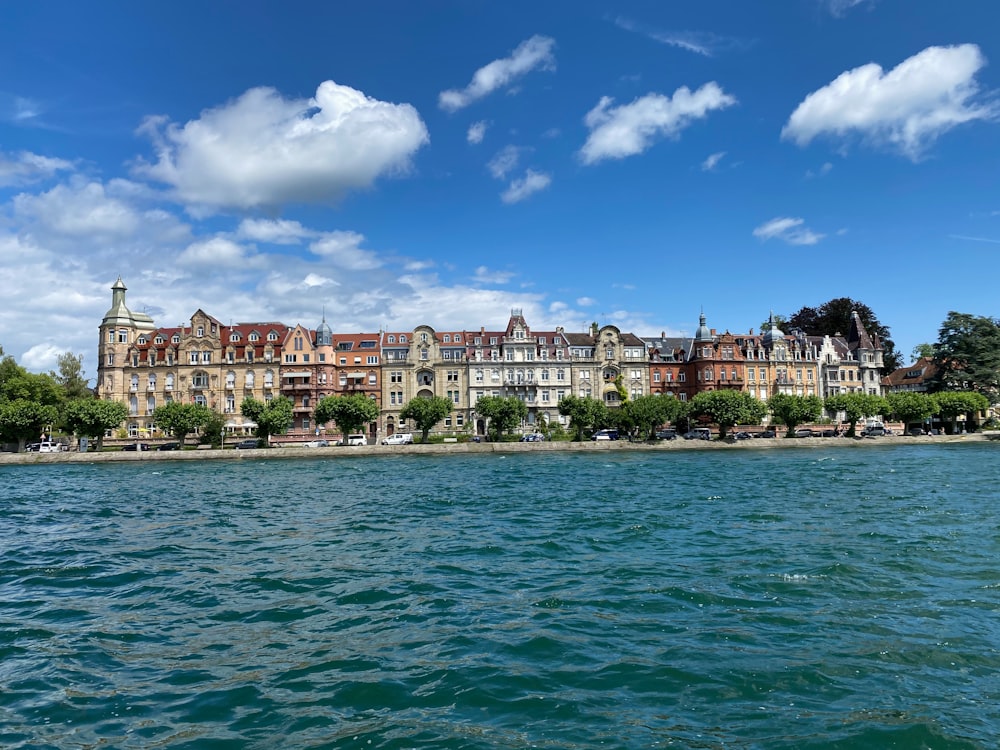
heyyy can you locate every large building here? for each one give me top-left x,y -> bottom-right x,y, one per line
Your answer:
96,281 -> 886,440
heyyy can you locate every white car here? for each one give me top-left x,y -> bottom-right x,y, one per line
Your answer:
303,439 -> 329,448
345,434 -> 367,446
382,433 -> 413,445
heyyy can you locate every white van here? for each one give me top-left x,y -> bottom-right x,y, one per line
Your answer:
382,432 -> 413,445
346,434 -> 367,446
31,441 -> 68,453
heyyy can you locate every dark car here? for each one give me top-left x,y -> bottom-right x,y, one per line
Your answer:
793,428 -> 814,438
122,443 -> 151,451
731,431 -> 752,440
655,429 -> 677,440
234,439 -> 261,449
157,442 -> 180,451
754,430 -> 776,439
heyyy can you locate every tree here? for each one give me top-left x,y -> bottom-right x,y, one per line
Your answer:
933,391 -> 990,434
931,312 -> 1000,403
63,398 -> 129,450
824,392 -> 888,437
241,396 -> 293,445
399,395 -> 452,443
768,393 -> 824,437
787,297 -> 901,373
0,399 -> 59,451
689,390 -> 768,439
200,410 -> 226,447
621,394 -> 683,440
55,352 -> 92,400
885,392 -> 938,432
476,395 -> 528,441
557,394 -> 607,441
314,394 -> 380,440
154,401 -> 211,445
911,343 -> 935,362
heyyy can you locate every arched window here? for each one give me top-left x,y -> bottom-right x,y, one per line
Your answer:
245,371 -> 255,388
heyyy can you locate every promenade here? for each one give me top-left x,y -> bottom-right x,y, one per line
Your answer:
1,432 -> 992,466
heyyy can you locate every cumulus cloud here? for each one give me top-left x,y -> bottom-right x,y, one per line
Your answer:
579,83 -> 736,164
439,35 -> 556,112
806,162 -> 834,178
309,231 -> 381,270
473,265 -> 515,284
825,0 -> 875,17
782,44 -> 995,160
14,180 -> 141,238
500,170 -> 551,204
133,80 -> 429,211
0,151 -> 73,187
237,218 -> 313,244
701,151 -> 726,171
467,121 -> 488,144
487,145 -> 522,179
576,297 -> 596,307
752,217 -> 825,245
178,237 -> 255,268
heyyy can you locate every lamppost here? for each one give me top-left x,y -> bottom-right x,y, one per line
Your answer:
220,429 -> 225,450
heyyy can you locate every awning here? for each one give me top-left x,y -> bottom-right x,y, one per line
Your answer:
226,420 -> 256,428
348,372 -> 365,379
282,371 -> 311,378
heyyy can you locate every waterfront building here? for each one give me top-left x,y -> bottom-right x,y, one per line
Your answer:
881,356 -> 938,393
687,313 -> 748,395
734,314 -> 820,400
643,333 -> 694,402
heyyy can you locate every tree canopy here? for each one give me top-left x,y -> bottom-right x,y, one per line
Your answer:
64,398 -> 129,449
689,390 -> 767,439
241,396 -> 293,445
768,393 -> 823,437
823,392 -> 888,436
885,392 -> 938,429
931,312 -> 1000,403
787,297 -> 901,373
314,393 -> 379,440
620,394 -> 683,440
153,401 -> 211,444
932,391 -> 989,433
476,395 -> 528,441
0,399 -> 59,451
399,395 -> 452,442
557,394 -> 607,441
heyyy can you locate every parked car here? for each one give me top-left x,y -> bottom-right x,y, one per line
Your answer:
234,439 -> 260,449
303,439 -> 329,448
28,441 -> 68,453
157,442 -> 180,451
754,429 -> 776,439
683,428 -> 712,440
122,442 -> 151,451
860,425 -> 886,437
519,433 -> 545,442
591,429 -> 619,441
794,428 -> 814,438
731,431 -> 753,440
382,433 -> 413,445
345,434 -> 367,446
655,429 -> 677,440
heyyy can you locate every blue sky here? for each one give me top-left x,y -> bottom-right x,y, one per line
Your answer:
1,0 -> 998,377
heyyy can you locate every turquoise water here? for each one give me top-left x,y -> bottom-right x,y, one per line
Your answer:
2,444 -> 999,749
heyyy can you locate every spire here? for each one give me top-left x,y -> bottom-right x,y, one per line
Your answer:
695,311 -> 713,342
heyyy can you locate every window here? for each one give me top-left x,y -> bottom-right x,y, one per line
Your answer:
631,369 -> 641,380
172,334 -> 180,344
268,331 -> 278,341
367,356 -> 378,365
106,353 -> 114,366
556,369 -> 565,381
192,373 -> 208,388
245,371 -> 255,388
679,392 -> 687,402
391,371 -> 403,383
400,335 -> 407,343
606,347 -> 614,360
303,354 -> 310,363
284,354 -> 296,363
196,326 -> 204,337
165,373 -> 174,390
230,333 -> 240,342
249,332 -> 260,342
148,374 -> 156,389
443,334 -> 450,343
653,371 -> 661,382
118,330 -> 128,343
194,395 -> 207,407
448,389 -> 460,404
475,369 -> 484,382
541,369 -> 549,381
447,370 -> 459,382
201,351 -> 211,363
490,337 -> 497,345
679,372 -> 686,383
108,330 -> 115,343
130,375 -> 139,391
264,370 -> 274,387
225,394 -> 235,413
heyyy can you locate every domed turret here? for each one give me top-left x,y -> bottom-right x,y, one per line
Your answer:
762,311 -> 784,347
694,312 -> 713,342
315,314 -> 333,346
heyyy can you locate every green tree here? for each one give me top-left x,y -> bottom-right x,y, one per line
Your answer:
557,394 -> 607,441
55,352 -> 92,400
399,395 -> 452,443
689,390 -> 768,439
621,394 -> 683,440
476,395 -> 528,441
931,312 -> 1000,403
885,392 -> 939,432
932,391 -> 990,434
314,394 -> 380,441
0,399 -> 59,451
787,297 -> 901,373
241,396 -> 294,446
911,343 -> 935,362
200,410 -> 227,447
824,392 -> 889,437
768,393 -> 824,437
154,401 -> 211,445
63,398 -> 129,450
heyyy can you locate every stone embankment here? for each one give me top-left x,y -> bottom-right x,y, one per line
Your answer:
1,432 -> 993,466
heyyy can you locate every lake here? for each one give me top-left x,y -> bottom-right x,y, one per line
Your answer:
2,443 -> 998,748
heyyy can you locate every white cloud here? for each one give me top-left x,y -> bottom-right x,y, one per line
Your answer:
825,0 -> 875,18
579,83 -> 737,164
473,265 -> 515,284
500,170 -> 551,204
178,237 -> 254,268
613,18 -> 744,57
237,218 -> 313,244
782,44 -> 995,160
309,231 -> 381,270
0,151 -> 73,187
752,217 -> 825,245
14,180 -> 140,239
701,151 -> 726,171
576,297 -> 596,307
488,145 -> 522,179
805,162 -> 834,178
439,35 -> 556,112
133,80 -> 429,211
467,121 -> 488,144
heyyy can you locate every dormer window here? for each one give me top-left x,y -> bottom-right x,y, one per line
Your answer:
155,335 -> 164,345
172,334 -> 180,344
230,333 -> 240,342
196,326 -> 204,337
400,335 -> 407,343
267,331 -> 278,341
249,332 -> 260,342
137,335 -> 147,345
